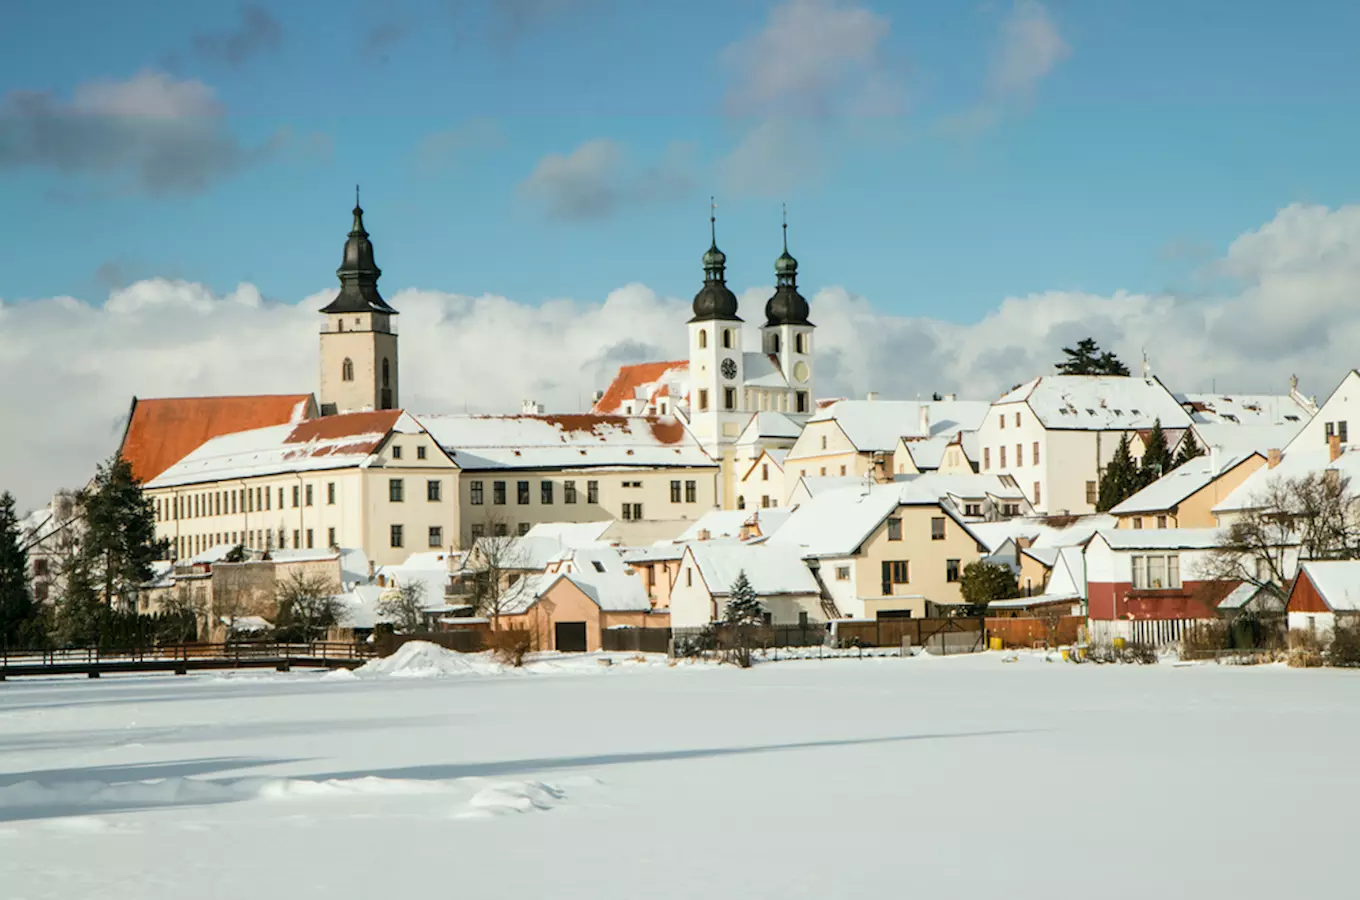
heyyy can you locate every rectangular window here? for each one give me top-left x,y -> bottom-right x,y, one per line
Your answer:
1034,482 -> 1041,506
1148,555 -> 1166,589
1326,422 -> 1335,439
1168,554 -> 1181,588
762,464 -> 769,481
882,560 -> 909,592
1341,421 -> 1350,443
305,484 -> 314,506
230,492 -> 237,514
1156,515 -> 1167,529
685,480 -> 697,503
390,524 -> 404,548
984,448 -> 991,470
1131,555 -> 1147,590
493,481 -> 506,505
796,391 -> 808,413
428,480 -> 442,502
417,446 -> 427,460
389,479 -> 404,502
541,481 -> 553,504
1014,412 -> 1021,428
1086,481 -> 1098,506
470,524 -> 485,540
292,485 -> 300,507
392,445 -> 403,460
292,529 -> 300,549
588,481 -> 599,504
429,526 -> 443,548
1000,415 -> 1005,430
724,387 -> 736,410
887,517 -> 902,541
470,481 -> 484,505
517,522 -> 530,536
965,503 -> 981,516
931,517 -> 946,540
327,527 -> 336,548
517,481 -> 530,505
946,559 -> 961,583
277,487 -> 283,509
327,482 -> 336,505
836,566 -> 850,581
1133,518 -> 1143,529
686,567 -> 693,588
892,561 -> 909,584
564,480 -> 577,504
306,529 -> 314,550
761,495 -> 770,508
698,389 -> 709,411
671,480 -> 682,503
1000,446 -> 1007,468
1016,444 -> 1023,466
1033,441 -> 1040,466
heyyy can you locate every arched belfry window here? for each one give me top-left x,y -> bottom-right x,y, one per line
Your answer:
342,358 -> 354,382
795,333 -> 806,354
722,329 -> 733,349
382,358 -> 391,388
698,329 -> 707,349
771,333 -> 781,353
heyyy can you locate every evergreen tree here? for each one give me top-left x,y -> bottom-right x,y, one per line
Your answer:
1139,419 -> 1172,487
80,454 -> 166,613
1056,338 -> 1131,376
1097,434 -> 1140,511
0,492 -> 44,648
54,545 -> 104,647
1173,430 -> 1205,469
959,561 -> 1019,607
724,570 -> 763,625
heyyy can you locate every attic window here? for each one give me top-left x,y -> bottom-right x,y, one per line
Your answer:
1113,409 -> 1123,415
592,560 -> 606,573
1059,408 -> 1070,415
513,450 -> 522,456
1286,415 -> 1300,422
1223,414 -> 1238,423
1131,408 -> 1141,414
579,449 -> 587,455
1085,409 -> 1096,415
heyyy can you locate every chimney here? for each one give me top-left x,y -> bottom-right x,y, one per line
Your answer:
738,523 -> 753,541
697,528 -> 711,541
866,391 -> 878,402
1268,448 -> 1282,469
592,389 -> 604,405
919,405 -> 931,436
1330,434 -> 1342,462
943,393 -> 957,402
367,560 -> 376,580
522,399 -> 545,415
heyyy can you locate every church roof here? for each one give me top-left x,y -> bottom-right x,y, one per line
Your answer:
592,360 -> 688,415
320,196 -> 396,316
118,394 -> 317,484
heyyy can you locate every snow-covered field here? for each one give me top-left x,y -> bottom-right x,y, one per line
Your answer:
2,646 -> 1357,899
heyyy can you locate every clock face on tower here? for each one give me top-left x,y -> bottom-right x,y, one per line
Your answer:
720,358 -> 738,381
793,361 -> 810,383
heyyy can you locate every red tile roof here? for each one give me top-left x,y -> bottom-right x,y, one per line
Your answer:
592,361 -> 687,415
119,394 -> 317,484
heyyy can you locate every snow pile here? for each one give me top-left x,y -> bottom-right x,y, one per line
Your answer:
462,781 -> 566,817
352,641 -> 508,679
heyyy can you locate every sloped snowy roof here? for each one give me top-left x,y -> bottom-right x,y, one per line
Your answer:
547,571 -> 653,612
1213,447 -> 1360,513
676,508 -> 793,542
807,400 -> 990,451
685,542 -> 819,596
1192,423 -> 1305,458
591,360 -> 688,415
523,521 -> 615,546
146,410 -> 420,489
1298,561 -> 1360,612
1177,393 -> 1313,426
967,514 -> 1117,554
621,545 -> 687,563
898,432 -> 979,470
771,479 -> 973,558
1092,528 -> 1225,551
419,414 -> 715,471
997,376 -> 1191,431
1110,452 -> 1261,515
738,411 -> 806,443
743,352 -> 789,389
1218,582 -> 1269,611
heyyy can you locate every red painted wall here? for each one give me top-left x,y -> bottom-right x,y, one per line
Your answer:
1287,573 -> 1329,613
1088,581 -> 1219,621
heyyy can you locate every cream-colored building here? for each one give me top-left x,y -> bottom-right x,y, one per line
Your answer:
668,540 -> 824,628
1110,451 -> 1265,530
735,448 -> 788,512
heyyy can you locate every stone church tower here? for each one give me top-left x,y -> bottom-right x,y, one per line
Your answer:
687,207 -> 746,452
319,189 -> 399,416
761,213 -> 814,414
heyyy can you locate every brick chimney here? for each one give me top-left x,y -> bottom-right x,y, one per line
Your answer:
697,528 -> 711,541
1267,448 -> 1282,469
1329,434 -> 1342,462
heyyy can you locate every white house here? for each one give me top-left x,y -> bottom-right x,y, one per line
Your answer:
669,541 -> 824,627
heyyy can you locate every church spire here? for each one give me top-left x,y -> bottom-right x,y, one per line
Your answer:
691,196 -> 740,322
775,202 -> 798,288
765,203 -> 811,327
321,186 -> 395,315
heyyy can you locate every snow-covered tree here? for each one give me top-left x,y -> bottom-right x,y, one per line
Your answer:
724,570 -> 763,625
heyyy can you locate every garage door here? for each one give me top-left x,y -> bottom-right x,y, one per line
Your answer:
555,622 -> 589,652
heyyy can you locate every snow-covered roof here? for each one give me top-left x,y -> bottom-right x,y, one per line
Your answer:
591,360 -> 688,415
336,584 -> 385,629
1298,561 -> 1360,612
997,376 -> 1191,431
743,352 -> 789,389
676,508 -> 793,542
968,514 -> 1117,554
621,545 -> 687,563
523,521 -> 614,546
1218,582 -> 1269,611
1092,528 -> 1224,551
897,432 -> 979,471
1192,423 -> 1305,459
685,542 -> 820,597
187,543 -> 241,565
806,399 -> 990,452
1213,447 -> 1360,513
1177,393 -> 1313,427
738,411 -> 806,443
221,615 -> 272,632
482,522 -> 616,571
419,414 -> 716,471
544,571 -> 653,612
146,410 -> 421,489
1110,452 -> 1261,516
770,479 -> 977,558
375,559 -> 451,604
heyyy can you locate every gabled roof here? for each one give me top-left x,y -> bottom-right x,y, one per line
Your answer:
737,411 -> 806,445
1110,452 -> 1261,516
146,409 -> 418,488
996,376 -> 1190,431
677,508 -> 792,542
592,361 -> 688,415
804,399 -> 989,452
1089,527 -> 1225,551
897,432 -> 979,471
1297,561 -> 1360,612
968,514 -> 1117,554
684,542 -> 819,597
1176,393 -> 1313,427
546,571 -> 653,611
743,352 -> 789,389
119,394 -> 316,484
1192,423 -> 1305,458
419,414 -> 716,471
1214,447 -> 1360,514
740,448 -> 789,482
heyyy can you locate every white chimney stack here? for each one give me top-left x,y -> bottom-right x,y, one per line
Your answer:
866,391 -> 879,402
919,404 -> 931,436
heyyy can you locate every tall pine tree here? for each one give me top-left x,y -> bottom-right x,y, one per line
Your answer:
1056,338 -> 1131,376
724,570 -> 763,624
1097,434 -> 1140,511
81,454 -> 165,613
0,492 -> 44,648
1139,419 -> 1172,487
1173,430 -> 1205,469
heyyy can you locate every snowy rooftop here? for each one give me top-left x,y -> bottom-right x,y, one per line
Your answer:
1177,393 -> 1313,426
685,542 -> 820,597
1298,561 -> 1360,612
1192,423 -> 1305,458
738,411 -> 806,443
1110,452 -> 1261,515
997,376 -> 1191,431
897,432 -> 980,470
550,571 -> 653,612
1218,582 -> 1270,611
522,521 -> 615,547
676,508 -> 793,542
968,514 -> 1116,553
418,414 -> 716,471
1093,528 -> 1225,551
771,479 -> 976,558
1213,447 -> 1360,513
743,352 -> 789,390
806,399 -> 990,452
146,410 -> 419,489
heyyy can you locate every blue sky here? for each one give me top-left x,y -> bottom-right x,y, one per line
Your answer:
4,0 -> 1360,316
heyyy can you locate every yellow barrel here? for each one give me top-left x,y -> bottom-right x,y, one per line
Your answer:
1113,637 -> 1126,650
989,636 -> 1003,651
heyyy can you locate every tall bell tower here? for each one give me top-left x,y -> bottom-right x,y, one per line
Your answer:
319,187 -> 399,416
761,206 -> 814,415
688,199 -> 746,453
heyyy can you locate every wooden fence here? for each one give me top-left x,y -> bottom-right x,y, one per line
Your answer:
601,628 -> 672,654
984,615 -> 1085,649
372,630 -> 485,658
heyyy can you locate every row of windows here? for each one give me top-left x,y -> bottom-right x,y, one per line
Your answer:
156,481 -> 348,522
998,411 -> 1023,429
697,387 -> 809,414
388,479 -> 443,502
877,558 -> 963,593
983,442 -> 1041,471
388,524 -> 446,549
467,522 -> 531,540
1131,553 -> 1182,590
798,464 -> 849,478
696,326 -> 810,355
1324,420 -> 1350,443
340,356 -> 393,388
174,523 -> 344,560
735,495 -> 780,510
885,516 -> 948,541
466,479 -> 699,507
389,444 -> 428,461
1130,515 -> 1170,530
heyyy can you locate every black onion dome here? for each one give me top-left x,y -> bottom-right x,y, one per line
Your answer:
320,188 -> 396,315
690,208 -> 741,322
764,284 -> 811,327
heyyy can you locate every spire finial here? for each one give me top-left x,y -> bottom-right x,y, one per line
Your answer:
355,183 -> 361,210
782,202 -> 788,253
709,196 -> 717,246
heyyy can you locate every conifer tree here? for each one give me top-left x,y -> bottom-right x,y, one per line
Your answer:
1173,430 -> 1205,469
724,570 -> 763,625
80,453 -> 166,612
1056,338 -> 1130,376
1139,419 -> 1172,487
54,545 -> 103,647
1097,434 -> 1140,511
0,492 -> 44,647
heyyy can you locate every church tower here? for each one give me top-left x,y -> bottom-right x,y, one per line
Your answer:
761,207 -> 814,414
319,188 -> 399,416
688,200 -> 746,451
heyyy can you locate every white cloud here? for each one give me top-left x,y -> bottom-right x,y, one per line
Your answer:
942,0 -> 1070,135
3,203 -> 1359,513
518,139 -> 695,221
